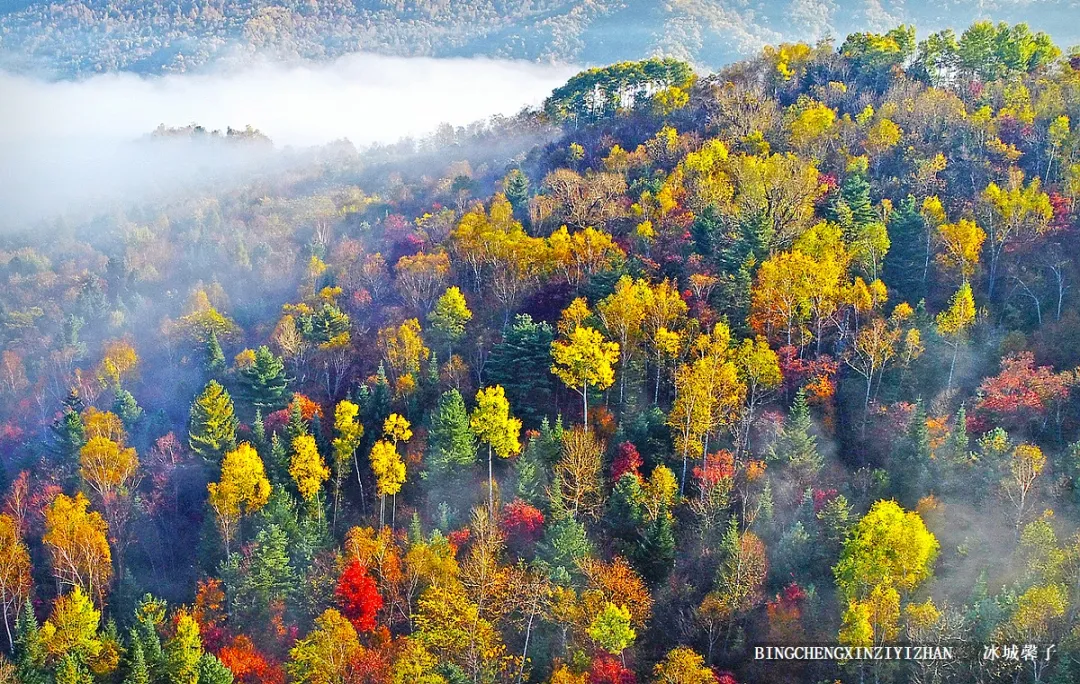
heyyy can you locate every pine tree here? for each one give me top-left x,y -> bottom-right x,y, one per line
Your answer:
51,400 -> 86,463
237,346 -> 290,413
637,502 -> 675,585
504,168 -> 531,225
770,389 -> 823,481
55,654 -> 94,684
883,196 -> 927,304
427,389 -> 476,474
206,330 -> 226,375
113,389 -> 144,428
14,601 -> 48,684
197,653 -> 234,684
487,315 -> 557,428
124,635 -> 151,684
189,380 -> 238,461
893,401 -> 932,507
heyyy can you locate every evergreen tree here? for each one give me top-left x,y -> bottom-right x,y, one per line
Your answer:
197,653 -> 234,684
285,400 -> 308,447
487,314 -> 557,427
14,601 -> 48,684
893,400 -> 932,506
189,380 -> 238,461
427,389 -> 476,474
206,330 -> 226,375
637,502 -> 675,585
113,388 -> 144,428
237,346 -> 290,413
769,389 -> 823,481
55,654 -> 94,684
504,168 -> 531,225
124,635 -> 151,684
883,196 -> 928,304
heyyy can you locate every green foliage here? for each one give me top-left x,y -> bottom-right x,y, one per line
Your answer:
488,314 -> 557,428
189,380 -> 239,461
427,390 -> 476,474
237,346 -> 290,412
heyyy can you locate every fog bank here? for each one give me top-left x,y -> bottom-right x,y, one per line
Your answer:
0,53 -> 577,227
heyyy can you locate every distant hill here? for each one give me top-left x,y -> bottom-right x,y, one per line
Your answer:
1,0 -> 1078,76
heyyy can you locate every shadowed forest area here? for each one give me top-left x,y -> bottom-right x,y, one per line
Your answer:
5,20 -> 1080,684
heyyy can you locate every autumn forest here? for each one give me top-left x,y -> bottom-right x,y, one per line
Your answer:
5,19 -> 1080,684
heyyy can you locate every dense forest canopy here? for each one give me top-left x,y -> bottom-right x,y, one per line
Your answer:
6,16 -> 1080,684
1,0 -> 1080,76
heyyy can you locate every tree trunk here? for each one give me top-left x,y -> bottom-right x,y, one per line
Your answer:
488,444 -> 495,515
582,383 -> 589,426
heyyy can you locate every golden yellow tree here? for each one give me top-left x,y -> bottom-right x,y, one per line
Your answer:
290,434 -> 330,511
43,493 -> 112,605
0,514 -> 31,650
551,325 -> 619,425
207,442 -> 271,554
470,386 -> 522,514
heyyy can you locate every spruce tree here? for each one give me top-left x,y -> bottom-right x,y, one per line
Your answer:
188,380 -> 238,461
124,636 -> 151,684
113,388 -> 144,428
14,601 -> 48,684
206,330 -> 226,375
427,389 -> 476,474
883,196 -> 928,304
237,346 -> 289,412
637,502 -> 676,585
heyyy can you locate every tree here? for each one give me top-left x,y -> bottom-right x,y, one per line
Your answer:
95,339 -> 138,390
936,283 -> 976,392
0,515 -> 31,651
288,609 -> 362,684
165,610 -> 203,684
596,276 -> 650,407
428,287 -> 472,357
331,400 -> 363,529
335,561 -> 382,633
207,442 -> 271,555
981,169 -> 1053,298
290,434 -> 330,509
369,440 -> 405,528
14,600 -> 48,684
487,315 -> 557,428
653,647 -> 716,683
236,346 -> 290,413
189,380 -> 238,461
1005,444 -> 1046,530
43,493 -> 112,603
470,386 -> 522,514
551,325 -> 619,425
936,219 -> 986,283
395,252 -> 451,316
834,500 -> 939,603
588,603 -> 635,657
79,436 -> 139,500
554,427 -> 604,519
427,390 -> 475,474
40,586 -> 101,662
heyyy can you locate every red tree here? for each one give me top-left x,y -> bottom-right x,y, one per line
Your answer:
589,654 -> 636,683
500,499 -> 545,545
218,634 -> 286,684
336,560 -> 383,633
611,442 -> 643,481
970,352 -> 1071,433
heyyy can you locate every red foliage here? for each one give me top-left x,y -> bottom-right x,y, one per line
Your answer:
777,346 -> 837,403
265,394 -> 324,433
500,499 -> 545,543
766,582 -> 807,644
345,648 -> 391,684
812,488 -> 838,514
969,352 -> 1072,433
611,442 -> 643,481
588,654 -> 636,683
694,450 -> 734,485
447,528 -> 471,554
218,635 -> 286,684
591,405 -> 617,443
193,578 -> 228,652
336,560 -> 383,633
714,672 -> 739,684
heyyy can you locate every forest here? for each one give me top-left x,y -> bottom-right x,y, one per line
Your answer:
4,18 -> 1080,684
2,0 -> 1079,77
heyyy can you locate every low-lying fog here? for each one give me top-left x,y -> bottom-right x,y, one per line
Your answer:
0,53 -> 578,228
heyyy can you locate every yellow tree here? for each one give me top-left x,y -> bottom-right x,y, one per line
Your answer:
287,608 -> 363,684
331,400 -> 364,530
395,251 -> 451,316
0,514 -> 31,650
427,286 -> 473,357
40,586 -> 102,663
43,493 -> 112,605
596,276 -> 650,407
370,414 -> 411,527
551,325 -> 619,425
1005,444 -> 1046,531
936,283 -> 976,392
377,319 -> 430,398
207,442 -> 271,555
749,250 -> 816,347
290,434 -> 330,513
734,336 -> 781,455
470,386 -> 522,514
643,279 -> 688,404
936,219 -> 986,284
79,437 -> 139,501
95,339 -> 138,390
981,168 -> 1053,298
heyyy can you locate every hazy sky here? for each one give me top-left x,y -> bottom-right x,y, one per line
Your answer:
0,53 -> 578,226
